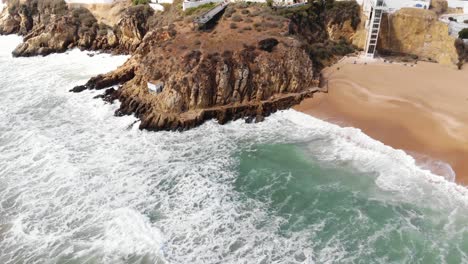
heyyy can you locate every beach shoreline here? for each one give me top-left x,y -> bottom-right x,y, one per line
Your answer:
295,57 -> 468,186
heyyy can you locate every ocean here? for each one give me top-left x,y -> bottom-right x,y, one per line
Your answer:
0,35 -> 467,264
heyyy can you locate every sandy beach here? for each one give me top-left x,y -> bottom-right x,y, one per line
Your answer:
295,57 -> 468,186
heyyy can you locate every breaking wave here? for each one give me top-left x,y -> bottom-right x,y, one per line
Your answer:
0,35 -> 467,263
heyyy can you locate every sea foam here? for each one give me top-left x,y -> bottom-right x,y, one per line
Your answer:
0,35 -> 467,264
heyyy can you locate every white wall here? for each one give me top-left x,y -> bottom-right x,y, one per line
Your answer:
447,0 -> 465,8
149,3 -> 165,11
65,0 -> 114,3
385,0 -> 431,11
358,0 -> 432,12
156,0 -> 174,4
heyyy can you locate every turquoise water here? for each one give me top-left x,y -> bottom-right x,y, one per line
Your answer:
0,35 -> 467,263
236,143 -> 468,263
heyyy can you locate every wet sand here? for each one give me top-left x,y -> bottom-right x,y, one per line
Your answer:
295,57 -> 468,185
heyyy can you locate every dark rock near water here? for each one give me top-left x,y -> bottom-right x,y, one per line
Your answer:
69,85 -> 87,93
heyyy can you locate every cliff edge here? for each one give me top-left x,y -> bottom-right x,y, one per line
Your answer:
378,8 -> 458,65
1,0 -> 361,131
0,0 -> 153,56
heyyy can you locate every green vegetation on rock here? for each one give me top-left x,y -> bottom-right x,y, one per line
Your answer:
184,2 -> 217,16
459,28 -> 468,39
133,0 -> 150,5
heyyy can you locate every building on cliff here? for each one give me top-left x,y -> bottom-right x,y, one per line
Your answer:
446,0 -> 468,13
65,0 -> 115,3
359,0 -> 431,12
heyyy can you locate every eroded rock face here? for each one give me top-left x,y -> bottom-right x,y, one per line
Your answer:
114,5 -> 154,53
2,1 -> 361,131
0,1 -> 153,57
68,0 -> 363,131
0,8 -> 20,34
75,29 -> 319,131
378,8 -> 458,64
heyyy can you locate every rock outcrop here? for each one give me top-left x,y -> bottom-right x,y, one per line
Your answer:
70,0 -> 364,131
325,0 -> 362,45
1,0 -> 361,131
0,1 -> 154,56
74,28 -> 319,131
378,8 -> 458,64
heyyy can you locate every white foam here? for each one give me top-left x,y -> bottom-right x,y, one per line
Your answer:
0,34 -> 467,264
0,35 -> 22,56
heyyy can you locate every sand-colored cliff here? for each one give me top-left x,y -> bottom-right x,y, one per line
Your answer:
378,8 -> 457,65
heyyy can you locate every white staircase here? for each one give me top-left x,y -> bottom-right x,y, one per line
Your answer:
364,0 -> 388,58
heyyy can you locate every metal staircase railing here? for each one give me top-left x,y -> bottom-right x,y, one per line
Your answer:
364,0 -> 388,58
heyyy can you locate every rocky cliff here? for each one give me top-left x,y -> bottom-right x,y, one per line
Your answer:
0,0 -> 153,56
1,0 -> 360,131
378,8 -> 458,65
71,1 -> 360,131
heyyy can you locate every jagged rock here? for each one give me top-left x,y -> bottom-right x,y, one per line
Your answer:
93,88 -> 119,103
73,26 -> 320,131
2,1 -> 362,131
0,1 -> 153,57
113,5 -> 154,53
70,85 -> 87,93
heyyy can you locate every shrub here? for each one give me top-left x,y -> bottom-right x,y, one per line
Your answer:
243,26 -> 252,30
464,20 -> 468,24
258,38 -> 279,52
241,9 -> 250,15
230,22 -> 237,29
98,28 -> 108,36
454,38 -> 468,69
265,22 -> 278,28
224,6 -> 236,18
327,0 -> 361,30
184,2 -> 216,16
133,0 -> 149,5
72,7 -> 97,28
37,0 -> 68,16
304,38 -> 356,69
232,15 -> 243,22
169,28 -> 177,36
459,28 -> 468,39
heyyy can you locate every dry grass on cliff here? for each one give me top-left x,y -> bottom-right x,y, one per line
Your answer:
154,2 -> 291,56
146,0 -> 358,71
